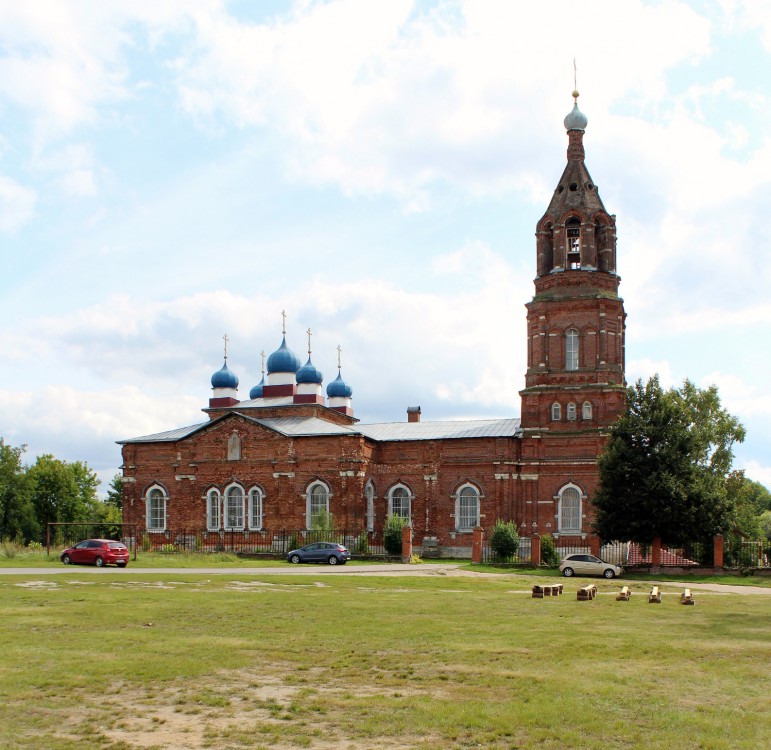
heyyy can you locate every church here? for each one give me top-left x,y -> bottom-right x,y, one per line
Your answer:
119,93 -> 627,557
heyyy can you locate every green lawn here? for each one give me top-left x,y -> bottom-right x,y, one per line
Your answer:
0,570 -> 769,749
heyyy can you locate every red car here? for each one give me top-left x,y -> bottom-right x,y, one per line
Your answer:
60,539 -> 129,568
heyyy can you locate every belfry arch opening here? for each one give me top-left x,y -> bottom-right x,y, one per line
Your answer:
566,217 -> 581,269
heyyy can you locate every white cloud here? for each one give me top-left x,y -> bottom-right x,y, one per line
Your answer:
0,175 -> 37,230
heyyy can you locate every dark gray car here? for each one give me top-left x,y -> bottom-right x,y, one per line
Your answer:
287,542 -> 351,565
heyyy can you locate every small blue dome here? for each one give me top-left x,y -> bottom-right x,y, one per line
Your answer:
326,371 -> 352,398
296,357 -> 323,385
211,361 -> 238,389
564,99 -> 588,131
249,377 -> 264,399
267,336 -> 301,374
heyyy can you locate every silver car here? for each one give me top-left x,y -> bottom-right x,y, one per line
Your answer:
559,553 -> 623,579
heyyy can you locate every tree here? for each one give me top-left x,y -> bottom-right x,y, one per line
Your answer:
105,474 -> 123,511
383,514 -> 406,555
27,455 -> 81,532
0,439 -> 37,542
593,376 -> 745,545
726,471 -> 771,539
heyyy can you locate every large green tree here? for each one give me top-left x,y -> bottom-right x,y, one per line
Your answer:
592,376 -> 745,544
0,439 -> 37,542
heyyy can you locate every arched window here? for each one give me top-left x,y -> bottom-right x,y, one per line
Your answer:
566,328 -> 579,371
207,489 -> 221,531
582,401 -> 592,420
388,484 -> 411,521
227,432 -> 241,461
365,481 -> 375,532
249,487 -> 264,530
566,217 -> 581,269
551,402 -> 561,421
224,484 -> 245,530
455,484 -> 480,531
558,485 -> 582,534
567,402 -> 577,421
306,481 -> 330,529
145,485 -> 167,532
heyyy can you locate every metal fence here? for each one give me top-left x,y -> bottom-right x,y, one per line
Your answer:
136,528 -> 391,558
482,537 -> 532,565
46,522 -> 138,560
724,538 -> 770,568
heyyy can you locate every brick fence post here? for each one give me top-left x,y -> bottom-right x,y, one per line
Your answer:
531,534 -> 541,566
589,536 -> 601,558
472,526 -> 483,564
713,534 -> 724,569
651,537 -> 661,570
401,524 -> 413,563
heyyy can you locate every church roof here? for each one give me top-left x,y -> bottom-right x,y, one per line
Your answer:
118,416 -> 522,444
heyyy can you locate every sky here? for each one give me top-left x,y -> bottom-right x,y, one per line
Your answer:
1,0 -> 770,495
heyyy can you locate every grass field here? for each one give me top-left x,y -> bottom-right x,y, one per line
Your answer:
1,569 -> 769,750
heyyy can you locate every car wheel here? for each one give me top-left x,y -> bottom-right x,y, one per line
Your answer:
328,555 -> 339,565
603,568 -> 616,579
289,554 -> 301,564
61,554 -> 71,565
94,556 -> 105,568
562,566 -> 574,577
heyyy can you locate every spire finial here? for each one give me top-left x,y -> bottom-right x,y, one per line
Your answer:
306,328 -> 312,357
337,344 -> 342,371
223,333 -> 229,361
281,310 -> 287,336
573,58 -> 579,100
260,350 -> 266,377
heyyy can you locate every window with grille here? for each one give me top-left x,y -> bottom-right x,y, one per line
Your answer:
457,486 -> 480,530
365,482 -> 375,532
559,486 -> 581,533
147,488 -> 166,531
207,490 -> 221,531
249,488 -> 263,530
225,486 -> 244,529
566,329 -> 579,371
390,486 -> 410,520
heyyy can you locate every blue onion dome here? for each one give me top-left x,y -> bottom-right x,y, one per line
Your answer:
249,376 -> 264,399
267,336 -> 301,374
211,361 -> 238,389
326,371 -> 352,398
564,90 -> 588,131
296,357 -> 323,385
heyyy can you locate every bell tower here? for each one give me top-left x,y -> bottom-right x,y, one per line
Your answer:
520,93 -> 626,431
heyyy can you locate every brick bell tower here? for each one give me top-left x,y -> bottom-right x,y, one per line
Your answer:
520,92 -> 626,433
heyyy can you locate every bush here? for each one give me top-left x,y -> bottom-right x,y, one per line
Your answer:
540,534 -> 561,567
353,530 -> 369,556
489,520 -> 519,560
384,514 -> 407,556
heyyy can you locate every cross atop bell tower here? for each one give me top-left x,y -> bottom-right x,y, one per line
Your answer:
520,93 -> 626,431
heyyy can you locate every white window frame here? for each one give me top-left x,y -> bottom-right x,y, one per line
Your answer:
388,484 -> 412,522
365,480 -> 375,532
582,401 -> 592,420
207,488 -> 221,531
566,328 -> 579,371
454,483 -> 481,532
305,481 -> 330,529
145,484 -> 167,533
558,484 -> 583,534
248,486 -> 264,531
551,402 -> 561,421
567,402 -> 577,421
224,483 -> 245,530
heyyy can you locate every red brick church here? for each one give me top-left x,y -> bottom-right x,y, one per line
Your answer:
119,93 -> 627,556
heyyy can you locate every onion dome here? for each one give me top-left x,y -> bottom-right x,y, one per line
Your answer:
249,377 -> 264,399
267,336 -> 301,374
564,90 -> 588,131
296,357 -> 323,385
211,361 -> 238,389
326,371 -> 352,398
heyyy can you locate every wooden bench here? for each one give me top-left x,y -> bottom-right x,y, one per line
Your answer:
576,584 -> 597,601
648,586 -> 662,603
532,583 -> 563,598
681,588 -> 695,605
616,585 -> 631,601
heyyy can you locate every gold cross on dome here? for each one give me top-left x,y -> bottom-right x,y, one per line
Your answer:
223,333 -> 229,360
281,310 -> 287,335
